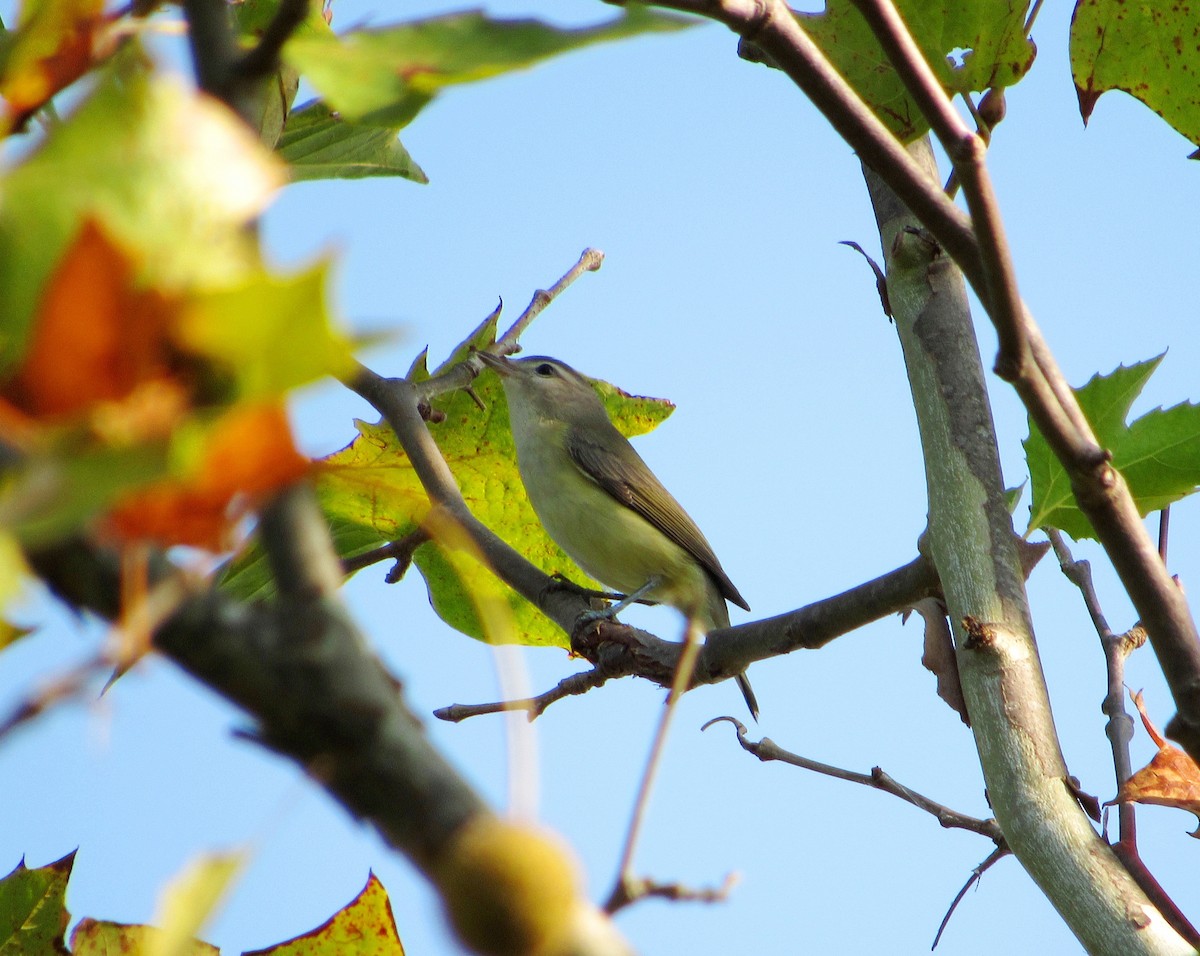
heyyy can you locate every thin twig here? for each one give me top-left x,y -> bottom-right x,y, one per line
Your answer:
433,667 -> 611,722
605,871 -> 738,915
605,619 -> 706,911
1046,528 -> 1137,844
410,248 -> 606,405
931,846 -> 1010,950
702,717 -> 1003,841
1158,506 -> 1171,564
498,247 -> 605,347
341,529 -> 431,581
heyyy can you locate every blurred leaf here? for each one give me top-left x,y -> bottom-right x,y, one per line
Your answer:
278,100 -> 428,182
148,852 -> 242,956
1025,354 -> 1200,539
221,514 -> 383,601
283,6 -> 694,128
105,402 -> 310,551
797,0 -> 1035,142
1108,690 -> 1200,837
0,0 -> 111,133
71,919 -> 219,956
0,442 -> 168,546
0,850 -> 74,954
243,872 -> 405,956
177,262 -> 357,401
1070,0 -> 1200,153
1,220 -> 186,422
0,66 -> 283,373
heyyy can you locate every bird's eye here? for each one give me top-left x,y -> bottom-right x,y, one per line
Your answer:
534,363 -> 555,377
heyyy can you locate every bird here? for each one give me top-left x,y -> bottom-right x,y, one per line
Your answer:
476,352 -> 758,718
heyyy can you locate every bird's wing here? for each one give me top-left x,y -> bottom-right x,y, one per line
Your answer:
565,425 -> 750,611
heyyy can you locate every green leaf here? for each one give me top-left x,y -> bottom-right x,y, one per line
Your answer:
0,850 -> 74,955
1025,354 -> 1200,539
277,101 -> 428,183
177,261 -> 357,400
1070,0 -> 1200,153
797,0 -> 1035,142
282,6 -> 694,128
0,63 -> 283,374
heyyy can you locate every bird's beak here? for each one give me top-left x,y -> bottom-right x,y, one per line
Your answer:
476,350 -> 513,377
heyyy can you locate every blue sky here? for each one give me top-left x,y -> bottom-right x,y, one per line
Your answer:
3,1 -> 1200,954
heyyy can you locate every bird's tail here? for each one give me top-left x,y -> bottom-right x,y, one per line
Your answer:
736,671 -> 760,722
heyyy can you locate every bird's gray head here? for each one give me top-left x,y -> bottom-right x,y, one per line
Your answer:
477,353 -> 609,425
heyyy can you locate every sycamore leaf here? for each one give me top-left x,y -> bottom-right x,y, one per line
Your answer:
71,919 -> 219,956
1025,355 -> 1200,539
1107,690 -> 1200,837
1070,0 -> 1200,154
223,319 -> 673,647
0,66 -> 283,373
244,872 -> 405,956
0,850 -> 74,954
0,0 -> 112,133
278,100 -> 428,183
796,0 -> 1035,142
282,6 -> 694,128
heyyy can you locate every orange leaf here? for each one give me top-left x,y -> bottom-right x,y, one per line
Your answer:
104,402 -> 310,551
2,220 -> 185,421
1109,690 -> 1200,837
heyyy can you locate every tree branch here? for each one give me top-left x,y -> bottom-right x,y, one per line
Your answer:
702,717 -> 1003,841
636,0 -> 1200,768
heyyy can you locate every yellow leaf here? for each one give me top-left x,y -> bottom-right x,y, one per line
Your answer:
148,851 -> 243,956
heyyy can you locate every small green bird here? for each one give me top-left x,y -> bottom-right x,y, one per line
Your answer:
478,352 -> 758,718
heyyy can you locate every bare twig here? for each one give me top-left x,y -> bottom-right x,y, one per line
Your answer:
702,717 -> 1003,842
408,248 -> 606,405
341,529 -> 431,581
434,667 -> 611,722
605,870 -> 737,915
1046,528 -> 1138,843
931,846 -> 1010,950
604,619 -> 707,910
839,240 -> 891,317
497,247 -> 605,348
